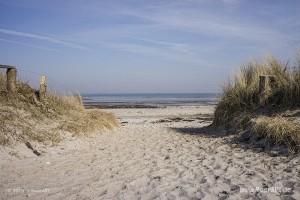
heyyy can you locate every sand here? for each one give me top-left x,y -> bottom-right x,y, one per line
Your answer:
0,105 -> 299,200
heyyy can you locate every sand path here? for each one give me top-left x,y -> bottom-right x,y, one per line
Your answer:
0,106 -> 299,200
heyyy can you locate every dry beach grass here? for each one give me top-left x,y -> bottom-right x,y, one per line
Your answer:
214,55 -> 300,150
0,72 -> 118,145
1,55 -> 300,199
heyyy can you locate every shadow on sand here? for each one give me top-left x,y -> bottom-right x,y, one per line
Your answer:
171,125 -> 295,156
170,124 -> 230,138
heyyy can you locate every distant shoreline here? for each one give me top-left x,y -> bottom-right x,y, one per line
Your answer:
82,93 -> 220,109
84,104 -> 162,109
83,102 -> 218,109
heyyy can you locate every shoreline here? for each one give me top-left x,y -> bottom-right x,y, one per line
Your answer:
82,93 -> 219,109
84,104 -> 164,109
83,102 -> 218,109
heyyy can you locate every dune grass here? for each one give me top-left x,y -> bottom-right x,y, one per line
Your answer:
0,72 -> 118,145
59,110 -> 117,136
251,116 -> 300,148
213,55 -> 300,149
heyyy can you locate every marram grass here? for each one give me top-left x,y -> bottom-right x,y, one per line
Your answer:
251,116 -> 300,148
0,73 -> 118,145
214,55 -> 300,148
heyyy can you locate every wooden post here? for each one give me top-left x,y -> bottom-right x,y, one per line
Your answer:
39,75 -> 47,100
6,68 -> 17,95
259,75 -> 276,106
259,76 -> 266,94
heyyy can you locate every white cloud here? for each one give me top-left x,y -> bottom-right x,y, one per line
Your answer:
102,41 -> 213,66
131,37 -> 192,53
0,38 -> 60,52
117,6 -> 286,45
221,0 -> 240,4
0,28 -> 88,50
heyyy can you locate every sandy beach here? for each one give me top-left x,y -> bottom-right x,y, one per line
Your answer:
1,0 -> 300,199
1,105 -> 299,200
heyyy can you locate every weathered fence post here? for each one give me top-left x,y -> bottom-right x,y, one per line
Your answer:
6,67 -> 17,95
39,75 -> 47,100
259,75 -> 276,106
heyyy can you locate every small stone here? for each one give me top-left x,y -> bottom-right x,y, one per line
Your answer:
230,185 -> 240,192
200,178 -> 207,184
218,191 -> 229,200
245,171 -> 255,176
283,168 -> 293,173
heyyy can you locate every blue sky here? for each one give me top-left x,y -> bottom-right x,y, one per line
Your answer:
0,0 -> 299,93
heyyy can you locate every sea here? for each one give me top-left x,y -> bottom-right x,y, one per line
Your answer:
82,93 -> 220,108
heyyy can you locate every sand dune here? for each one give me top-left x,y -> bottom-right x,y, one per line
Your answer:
1,106 -> 299,199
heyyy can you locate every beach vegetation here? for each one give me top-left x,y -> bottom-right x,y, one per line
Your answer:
0,72 -> 118,145
214,54 -> 300,150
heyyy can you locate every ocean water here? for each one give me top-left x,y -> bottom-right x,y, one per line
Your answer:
82,93 -> 220,108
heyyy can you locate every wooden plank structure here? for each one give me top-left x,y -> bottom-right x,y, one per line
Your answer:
259,75 -> 276,106
39,75 -> 47,101
0,65 -> 17,95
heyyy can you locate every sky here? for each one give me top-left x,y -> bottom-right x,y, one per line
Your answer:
0,0 -> 299,93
